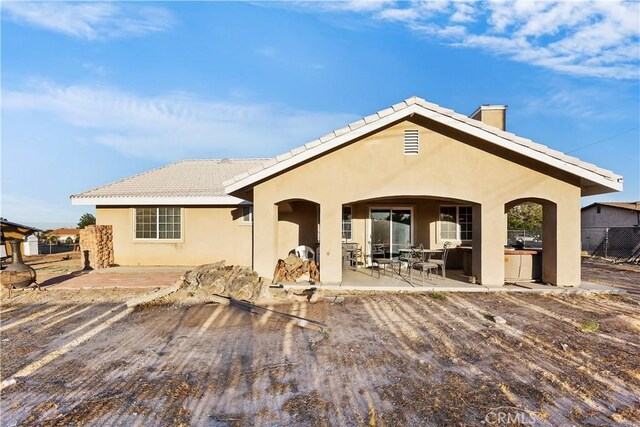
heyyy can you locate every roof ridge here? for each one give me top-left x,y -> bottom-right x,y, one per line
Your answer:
71,161 -> 183,198
410,98 -> 620,180
178,157 -> 273,162
224,96 -> 622,193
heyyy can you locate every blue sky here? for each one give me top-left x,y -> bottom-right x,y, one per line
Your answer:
2,0 -> 639,229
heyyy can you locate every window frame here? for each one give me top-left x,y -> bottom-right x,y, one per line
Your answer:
132,207 -> 183,242
342,205 -> 352,241
438,205 -> 473,243
241,206 -> 253,224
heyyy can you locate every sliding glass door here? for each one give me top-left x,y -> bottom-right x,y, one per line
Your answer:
370,208 -> 412,259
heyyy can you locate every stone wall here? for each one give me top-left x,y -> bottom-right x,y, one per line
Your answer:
79,225 -> 114,269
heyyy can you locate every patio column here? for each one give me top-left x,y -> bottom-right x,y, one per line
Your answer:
319,200 -> 343,284
253,192 -> 279,280
542,196 -> 581,286
472,202 -> 506,286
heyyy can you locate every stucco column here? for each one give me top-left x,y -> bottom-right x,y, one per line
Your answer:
253,190 -> 279,280
319,200 -> 343,284
542,196 -> 581,286
472,202 -> 506,286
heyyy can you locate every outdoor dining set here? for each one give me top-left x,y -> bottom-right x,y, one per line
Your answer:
342,242 -> 451,285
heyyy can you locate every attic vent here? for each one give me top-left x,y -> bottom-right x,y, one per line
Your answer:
404,130 -> 419,155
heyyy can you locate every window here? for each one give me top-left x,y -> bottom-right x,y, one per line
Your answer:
596,206 -> 601,214
459,206 -> 473,240
342,206 -> 352,240
404,129 -> 419,155
242,206 -> 253,223
439,206 -> 473,241
135,207 -> 181,239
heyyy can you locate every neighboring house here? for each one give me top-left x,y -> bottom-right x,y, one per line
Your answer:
72,96 -> 622,287
580,201 -> 640,257
1,219 -> 42,258
48,228 -> 80,243
581,202 -> 640,228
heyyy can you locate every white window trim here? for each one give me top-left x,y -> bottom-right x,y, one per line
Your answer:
240,206 -> 253,225
342,205 -> 352,242
366,205 -> 416,266
438,205 -> 472,244
131,207 -> 184,242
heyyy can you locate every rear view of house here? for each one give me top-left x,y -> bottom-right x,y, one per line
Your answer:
72,96 -> 623,287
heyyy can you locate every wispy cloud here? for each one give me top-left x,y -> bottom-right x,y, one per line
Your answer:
292,0 -> 640,79
3,81 -> 358,161
2,1 -> 174,40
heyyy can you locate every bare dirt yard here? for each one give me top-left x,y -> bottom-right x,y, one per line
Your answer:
0,258 -> 638,426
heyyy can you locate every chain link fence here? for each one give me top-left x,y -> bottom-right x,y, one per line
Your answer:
582,227 -> 640,264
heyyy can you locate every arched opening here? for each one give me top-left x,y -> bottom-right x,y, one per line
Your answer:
506,201 -> 543,249
504,198 -> 556,284
341,195 -> 477,283
276,199 -> 320,260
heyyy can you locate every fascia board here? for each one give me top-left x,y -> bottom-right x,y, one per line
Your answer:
70,196 -> 251,206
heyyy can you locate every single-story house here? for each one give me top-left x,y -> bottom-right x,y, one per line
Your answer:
580,201 -> 639,255
581,202 -> 640,228
47,228 -> 80,243
71,96 -> 622,287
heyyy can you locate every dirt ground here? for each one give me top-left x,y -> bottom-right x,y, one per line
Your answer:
21,251 -> 83,283
0,258 -> 638,426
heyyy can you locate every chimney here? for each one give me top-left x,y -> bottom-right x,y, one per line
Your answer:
469,105 -> 507,131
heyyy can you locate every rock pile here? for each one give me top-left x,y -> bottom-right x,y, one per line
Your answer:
79,225 -> 114,269
181,261 -> 270,302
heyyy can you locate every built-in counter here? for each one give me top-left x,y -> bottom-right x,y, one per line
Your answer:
458,247 -> 542,282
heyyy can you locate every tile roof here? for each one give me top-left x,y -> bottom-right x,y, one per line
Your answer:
72,159 -> 270,200
584,202 -> 640,212
224,96 -> 622,193
49,228 -> 80,236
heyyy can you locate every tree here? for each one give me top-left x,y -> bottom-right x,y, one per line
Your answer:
77,213 -> 96,229
507,203 -> 543,230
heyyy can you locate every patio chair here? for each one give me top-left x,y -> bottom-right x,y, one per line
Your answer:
399,244 -> 420,277
431,241 -> 451,278
412,257 -> 438,286
371,244 -> 392,278
295,245 -> 316,262
343,243 -> 360,270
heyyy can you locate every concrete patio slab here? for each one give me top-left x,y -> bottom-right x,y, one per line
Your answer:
39,267 -> 189,290
281,268 -> 625,295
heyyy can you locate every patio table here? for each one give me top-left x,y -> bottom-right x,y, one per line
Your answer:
398,248 -> 443,262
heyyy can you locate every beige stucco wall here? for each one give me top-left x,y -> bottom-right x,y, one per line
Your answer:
96,206 -> 253,267
252,116 -> 582,286
470,108 -> 506,131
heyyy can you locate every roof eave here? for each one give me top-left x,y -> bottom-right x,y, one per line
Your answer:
224,103 -> 623,195
70,195 -> 252,206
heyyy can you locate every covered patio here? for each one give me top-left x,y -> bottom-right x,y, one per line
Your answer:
224,98 -> 622,289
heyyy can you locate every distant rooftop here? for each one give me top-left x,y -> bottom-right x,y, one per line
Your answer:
583,201 -> 640,212
0,219 -> 42,232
